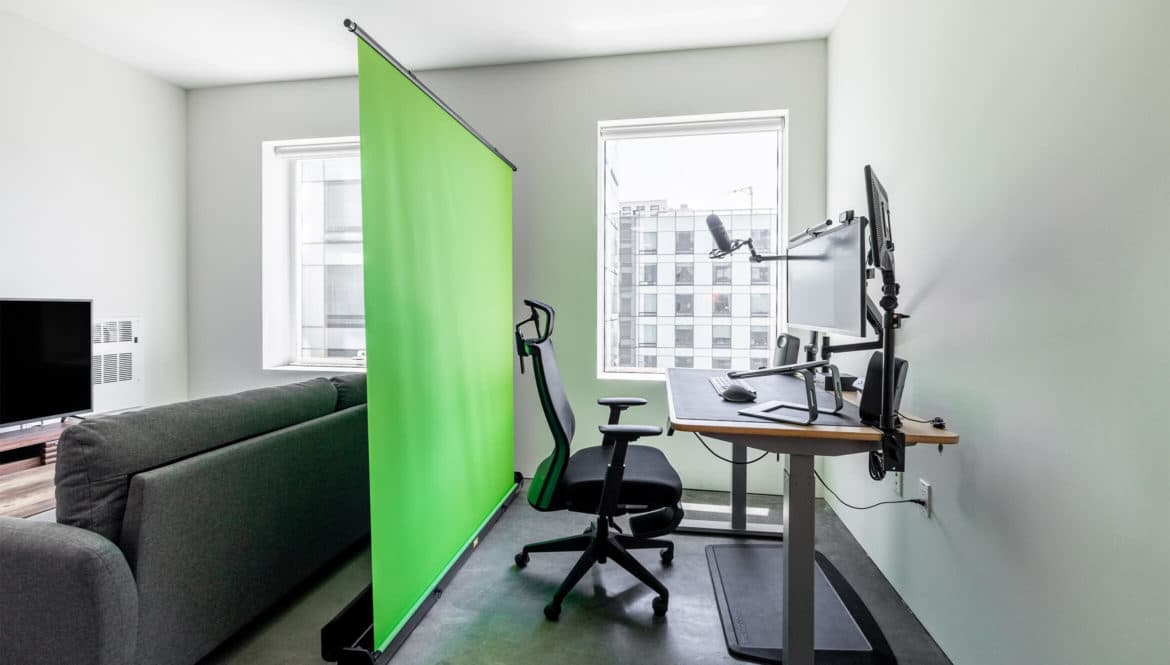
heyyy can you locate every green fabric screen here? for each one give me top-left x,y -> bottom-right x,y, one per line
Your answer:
356,39 -> 516,650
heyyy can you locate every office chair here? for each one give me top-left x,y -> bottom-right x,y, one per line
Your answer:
513,299 -> 684,620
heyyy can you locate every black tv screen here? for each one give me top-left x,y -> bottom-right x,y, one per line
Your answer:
0,300 -> 92,426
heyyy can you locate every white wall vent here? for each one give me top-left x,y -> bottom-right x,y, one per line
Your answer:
92,317 -> 144,413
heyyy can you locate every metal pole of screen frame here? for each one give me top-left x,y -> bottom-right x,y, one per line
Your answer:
343,19 -> 518,172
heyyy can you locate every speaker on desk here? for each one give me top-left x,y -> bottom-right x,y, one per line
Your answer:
858,352 -> 909,424
774,333 -> 801,366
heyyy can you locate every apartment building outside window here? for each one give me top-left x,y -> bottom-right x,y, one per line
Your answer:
597,111 -> 785,378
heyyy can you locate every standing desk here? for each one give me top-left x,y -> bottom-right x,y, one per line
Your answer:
665,368 -> 958,665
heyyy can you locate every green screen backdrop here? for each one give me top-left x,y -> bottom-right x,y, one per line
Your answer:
356,39 -> 515,650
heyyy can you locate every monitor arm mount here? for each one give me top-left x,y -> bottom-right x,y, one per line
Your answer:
807,210 -> 909,478
708,208 -> 909,478
707,216 -> 842,263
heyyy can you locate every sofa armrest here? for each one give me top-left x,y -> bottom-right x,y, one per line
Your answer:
0,517 -> 137,665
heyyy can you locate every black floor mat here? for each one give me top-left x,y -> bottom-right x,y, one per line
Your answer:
706,544 -> 896,664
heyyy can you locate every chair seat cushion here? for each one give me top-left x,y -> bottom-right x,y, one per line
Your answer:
561,444 -> 682,513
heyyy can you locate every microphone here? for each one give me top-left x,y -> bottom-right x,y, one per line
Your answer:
706,214 -> 733,253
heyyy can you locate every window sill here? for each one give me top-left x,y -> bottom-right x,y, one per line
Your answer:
597,371 -> 667,383
265,364 -> 367,374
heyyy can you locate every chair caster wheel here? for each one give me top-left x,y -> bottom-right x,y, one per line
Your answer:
515,552 -> 529,568
660,549 -> 674,565
544,603 -> 561,621
652,596 -> 669,616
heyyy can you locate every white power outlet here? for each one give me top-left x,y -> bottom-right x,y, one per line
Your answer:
919,479 -> 932,517
894,472 -> 904,497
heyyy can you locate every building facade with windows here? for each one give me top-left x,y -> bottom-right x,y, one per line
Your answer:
605,201 -> 779,374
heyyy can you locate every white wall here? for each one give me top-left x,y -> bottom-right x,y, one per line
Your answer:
0,11 -> 188,409
822,1 -> 1169,663
186,77 -> 359,399
185,41 -> 826,492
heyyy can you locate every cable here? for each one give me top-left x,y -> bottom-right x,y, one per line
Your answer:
897,411 -> 946,428
693,432 -> 771,465
814,469 -> 924,510
896,413 -> 931,423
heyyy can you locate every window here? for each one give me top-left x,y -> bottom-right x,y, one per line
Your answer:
751,265 -> 770,285
712,357 -> 732,369
640,324 -> 657,347
712,293 -> 732,316
751,356 -> 769,369
713,264 -> 732,285
751,229 -> 772,253
751,325 -> 770,349
642,355 -> 657,368
597,111 -> 785,379
712,325 -> 732,348
641,264 -> 657,285
261,137 -> 366,370
751,293 -> 771,317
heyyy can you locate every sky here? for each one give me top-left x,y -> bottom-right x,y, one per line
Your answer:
607,130 -> 779,211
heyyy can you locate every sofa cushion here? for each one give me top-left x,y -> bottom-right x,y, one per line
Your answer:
0,517 -> 138,665
330,373 -> 367,411
55,378 -> 338,543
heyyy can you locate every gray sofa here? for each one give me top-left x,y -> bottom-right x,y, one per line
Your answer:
0,375 -> 370,665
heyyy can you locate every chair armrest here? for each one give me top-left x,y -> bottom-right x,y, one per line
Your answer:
597,397 -> 649,430
598,424 -> 663,440
0,517 -> 138,665
593,425 -> 659,516
597,397 -> 648,407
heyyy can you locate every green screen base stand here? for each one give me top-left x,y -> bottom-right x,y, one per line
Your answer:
321,474 -> 523,664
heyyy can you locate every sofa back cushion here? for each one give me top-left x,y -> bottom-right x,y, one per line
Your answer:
55,378 -> 338,543
119,405 -> 369,665
330,373 -> 367,411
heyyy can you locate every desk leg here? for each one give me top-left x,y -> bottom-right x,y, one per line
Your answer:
730,443 -> 748,530
783,453 -> 815,665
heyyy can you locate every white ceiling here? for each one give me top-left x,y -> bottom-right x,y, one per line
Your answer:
0,1 -> 847,89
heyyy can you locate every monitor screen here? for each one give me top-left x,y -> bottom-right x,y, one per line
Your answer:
786,220 -> 866,337
0,300 -> 92,426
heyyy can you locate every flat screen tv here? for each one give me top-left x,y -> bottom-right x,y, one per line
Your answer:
0,299 -> 92,427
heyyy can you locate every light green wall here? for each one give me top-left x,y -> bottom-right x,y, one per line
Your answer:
824,1 -> 1169,662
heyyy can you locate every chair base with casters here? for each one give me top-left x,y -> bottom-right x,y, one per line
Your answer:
514,299 -> 685,621
514,500 -> 683,620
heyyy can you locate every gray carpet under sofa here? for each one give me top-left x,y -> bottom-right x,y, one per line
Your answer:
0,375 -> 370,665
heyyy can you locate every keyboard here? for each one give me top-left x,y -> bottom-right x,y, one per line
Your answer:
709,375 -> 753,396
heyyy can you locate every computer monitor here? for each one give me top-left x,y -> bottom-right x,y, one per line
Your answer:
865,165 -> 894,271
786,219 -> 867,337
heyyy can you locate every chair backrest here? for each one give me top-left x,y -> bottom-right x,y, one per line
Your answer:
516,301 -> 575,510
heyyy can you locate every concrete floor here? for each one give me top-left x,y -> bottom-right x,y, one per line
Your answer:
202,492 -> 949,665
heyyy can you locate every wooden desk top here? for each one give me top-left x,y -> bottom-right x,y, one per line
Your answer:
666,369 -> 959,446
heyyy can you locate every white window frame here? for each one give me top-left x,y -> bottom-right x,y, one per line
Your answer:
261,136 -> 366,372
595,110 -> 788,381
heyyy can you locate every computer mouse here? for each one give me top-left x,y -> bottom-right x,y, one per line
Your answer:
721,383 -> 757,403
